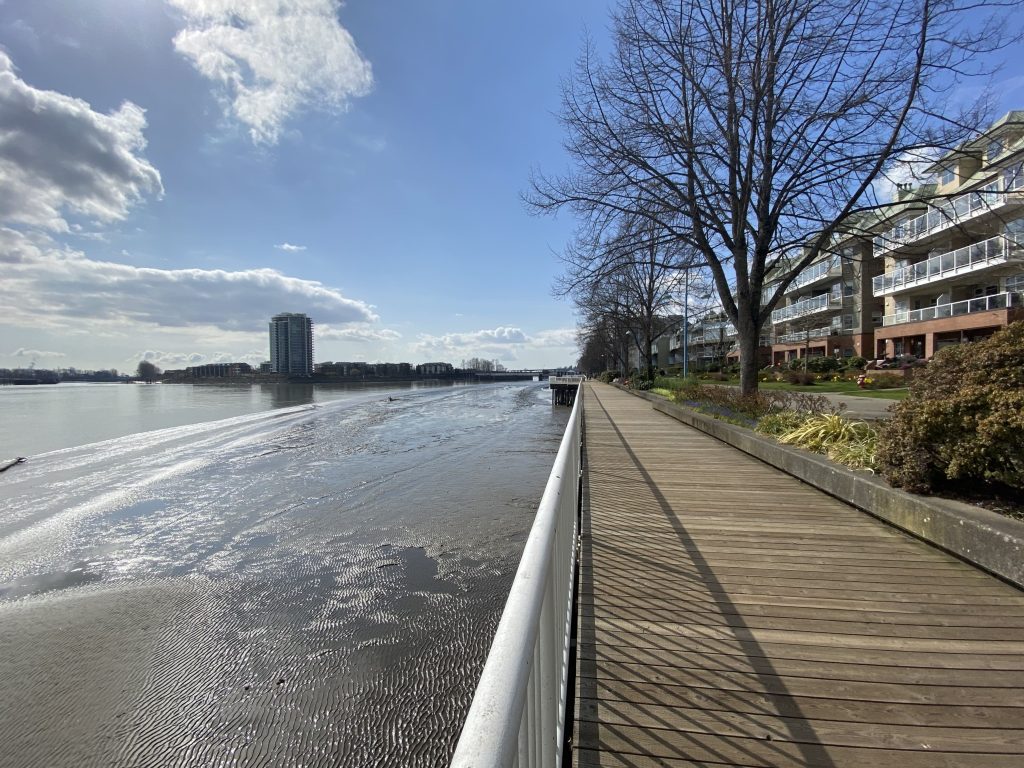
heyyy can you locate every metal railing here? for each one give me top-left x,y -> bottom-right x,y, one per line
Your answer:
882,292 -> 1022,327
788,254 -> 841,293
450,387 -> 582,768
775,326 -> 832,344
770,290 -> 841,324
873,180 -> 1005,255
872,234 -> 1023,296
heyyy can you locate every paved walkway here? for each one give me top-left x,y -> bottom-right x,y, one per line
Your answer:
575,382 -> 1024,767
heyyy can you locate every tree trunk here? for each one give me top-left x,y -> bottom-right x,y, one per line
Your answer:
738,326 -> 760,396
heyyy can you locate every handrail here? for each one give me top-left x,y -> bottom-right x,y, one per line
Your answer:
872,234 -> 1022,295
881,291 -> 1022,326
450,386 -> 582,768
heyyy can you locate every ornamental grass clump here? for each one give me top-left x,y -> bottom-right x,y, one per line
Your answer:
755,411 -> 807,437
777,413 -> 878,471
876,322 -> 1024,493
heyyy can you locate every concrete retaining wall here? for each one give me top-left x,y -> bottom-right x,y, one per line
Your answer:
616,385 -> 1024,589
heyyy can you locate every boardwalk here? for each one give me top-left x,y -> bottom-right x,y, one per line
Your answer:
575,382 -> 1024,767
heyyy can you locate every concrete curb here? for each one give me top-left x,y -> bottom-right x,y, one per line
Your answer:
612,384 -> 1024,589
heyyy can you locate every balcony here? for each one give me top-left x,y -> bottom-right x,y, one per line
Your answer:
881,292 -> 1021,327
872,177 -> 1019,256
770,289 -> 842,324
788,255 -> 842,293
775,326 -> 832,345
872,234 -> 1023,296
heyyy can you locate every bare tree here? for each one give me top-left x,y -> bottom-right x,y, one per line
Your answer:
562,216 -> 689,378
531,0 -> 1017,394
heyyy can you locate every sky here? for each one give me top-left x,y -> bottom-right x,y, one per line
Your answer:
0,0 -> 615,372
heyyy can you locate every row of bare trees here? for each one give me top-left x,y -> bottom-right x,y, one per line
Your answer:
531,0 -> 1018,394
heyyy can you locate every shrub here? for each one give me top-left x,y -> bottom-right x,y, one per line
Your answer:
847,356 -> 867,369
805,356 -> 841,373
866,372 -> 904,389
672,382 -> 831,420
599,370 -> 619,384
755,410 -> 807,437
783,370 -> 816,385
634,378 -> 653,391
877,322 -> 1024,492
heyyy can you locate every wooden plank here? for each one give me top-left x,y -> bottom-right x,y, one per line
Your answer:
575,382 -> 1024,767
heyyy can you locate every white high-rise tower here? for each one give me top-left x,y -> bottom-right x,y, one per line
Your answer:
269,313 -> 314,376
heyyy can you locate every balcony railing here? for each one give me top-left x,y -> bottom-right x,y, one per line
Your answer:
881,292 -> 1022,327
873,180 -> 1011,256
770,290 -> 842,324
775,326 -> 832,344
872,234 -> 1023,296
788,255 -> 841,293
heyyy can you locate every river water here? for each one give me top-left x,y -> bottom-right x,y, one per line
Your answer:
0,382 -> 569,767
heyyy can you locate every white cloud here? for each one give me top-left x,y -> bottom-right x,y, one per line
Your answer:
275,242 -> 307,252
0,51 -> 162,231
169,0 -> 373,144
0,228 -> 377,334
316,324 -> 402,342
130,349 -> 266,367
873,148 -> 942,204
413,326 -> 577,360
10,347 -> 66,359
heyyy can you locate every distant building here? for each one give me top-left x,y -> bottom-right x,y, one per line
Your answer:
187,363 -> 253,378
416,362 -> 454,376
269,313 -> 314,376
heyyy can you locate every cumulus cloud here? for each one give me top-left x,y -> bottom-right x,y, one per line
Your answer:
169,0 -> 373,144
0,229 -> 377,334
11,347 -> 66,359
275,242 -> 307,252
873,148 -> 942,204
316,324 -> 402,342
413,326 -> 577,359
0,51 -> 162,231
131,349 -> 266,366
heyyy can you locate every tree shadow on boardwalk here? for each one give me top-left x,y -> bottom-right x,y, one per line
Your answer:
574,390 -> 838,767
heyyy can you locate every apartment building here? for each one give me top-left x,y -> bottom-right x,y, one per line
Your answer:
269,312 -> 314,376
765,231 -> 884,365
871,112 -> 1024,359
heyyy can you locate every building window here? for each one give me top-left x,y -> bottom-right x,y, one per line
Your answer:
1006,273 -> 1024,293
843,347 -> 853,357
987,139 -> 1004,162
939,166 -> 955,185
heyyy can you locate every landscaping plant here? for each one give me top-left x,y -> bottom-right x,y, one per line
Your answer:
877,322 -> 1024,493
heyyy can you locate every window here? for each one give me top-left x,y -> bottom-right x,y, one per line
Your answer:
939,166 -> 955,185
1006,273 -> 1024,293
987,138 -> 1004,162
843,314 -> 855,329
843,348 -> 854,357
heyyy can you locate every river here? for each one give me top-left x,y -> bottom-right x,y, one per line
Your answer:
0,381 -> 568,767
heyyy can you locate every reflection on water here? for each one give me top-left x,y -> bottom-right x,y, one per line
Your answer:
0,380 -> 476,456
0,382 -> 568,767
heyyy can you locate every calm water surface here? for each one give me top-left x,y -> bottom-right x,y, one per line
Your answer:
0,382 -> 568,767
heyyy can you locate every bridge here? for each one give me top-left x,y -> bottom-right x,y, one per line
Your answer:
452,381 -> 1024,767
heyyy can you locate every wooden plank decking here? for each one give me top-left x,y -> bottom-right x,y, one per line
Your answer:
575,382 -> 1024,767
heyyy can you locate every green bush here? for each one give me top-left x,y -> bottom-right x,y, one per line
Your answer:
877,322 -> 1024,492
755,411 -> 807,437
847,356 -> 867,369
783,370 -> 816,385
599,370 -> 619,384
805,356 -> 841,373
634,378 -> 653,391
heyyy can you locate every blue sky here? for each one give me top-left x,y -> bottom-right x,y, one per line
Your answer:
0,0 -> 613,371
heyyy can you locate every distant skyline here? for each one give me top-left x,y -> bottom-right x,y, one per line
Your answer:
0,0 -> 615,371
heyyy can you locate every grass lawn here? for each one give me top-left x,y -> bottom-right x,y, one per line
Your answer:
654,377 -> 909,400
752,380 -> 909,399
